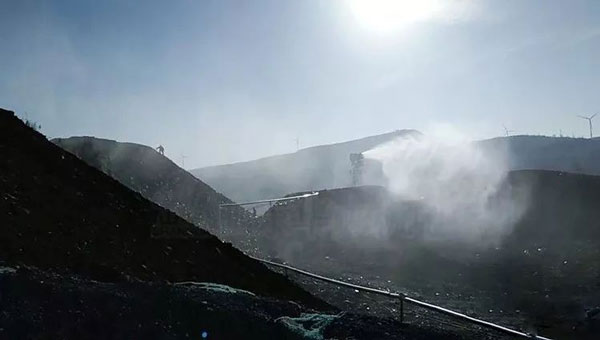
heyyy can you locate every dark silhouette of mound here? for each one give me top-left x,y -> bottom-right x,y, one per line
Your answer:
254,172 -> 600,339
0,108 -> 326,309
53,136 -> 249,234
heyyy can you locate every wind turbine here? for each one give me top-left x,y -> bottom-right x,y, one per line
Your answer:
578,114 -> 597,139
502,125 -> 515,137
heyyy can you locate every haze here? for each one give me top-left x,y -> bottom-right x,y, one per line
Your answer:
1,0 -> 599,168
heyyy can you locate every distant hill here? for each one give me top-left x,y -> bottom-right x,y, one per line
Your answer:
53,136 -> 250,235
191,130 -> 421,202
478,135 -> 600,176
0,108 -> 326,308
193,133 -> 600,202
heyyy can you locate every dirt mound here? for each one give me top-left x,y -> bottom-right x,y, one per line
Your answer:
53,136 -> 250,234
255,173 -> 600,338
0,108 -> 327,309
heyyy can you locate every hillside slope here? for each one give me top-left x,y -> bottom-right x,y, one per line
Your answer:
479,135 -> 600,176
191,129 -> 420,202
0,108 -> 325,308
53,136 -> 249,234
193,133 -> 600,203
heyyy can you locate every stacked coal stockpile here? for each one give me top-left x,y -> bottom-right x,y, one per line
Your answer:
0,108 -> 329,310
53,136 -> 251,234
256,186 -> 394,263
254,169 -> 600,339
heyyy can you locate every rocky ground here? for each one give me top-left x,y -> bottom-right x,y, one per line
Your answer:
249,179 -> 600,340
265,254 -> 600,340
1,264 -> 502,340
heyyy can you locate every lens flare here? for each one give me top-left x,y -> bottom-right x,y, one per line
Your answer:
348,0 -> 443,33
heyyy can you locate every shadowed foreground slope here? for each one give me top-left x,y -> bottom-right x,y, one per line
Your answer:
1,264 -> 488,340
0,108 -> 324,308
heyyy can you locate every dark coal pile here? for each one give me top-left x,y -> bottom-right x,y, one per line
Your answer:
255,175 -> 600,339
0,264 -> 309,339
53,136 -> 251,234
1,263 -> 510,340
0,108 -> 326,308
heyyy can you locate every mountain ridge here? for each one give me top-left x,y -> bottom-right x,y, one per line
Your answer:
199,129 -> 421,170
192,131 -> 600,203
191,129 -> 420,202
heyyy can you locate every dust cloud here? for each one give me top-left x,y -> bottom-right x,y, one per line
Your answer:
363,125 -> 528,244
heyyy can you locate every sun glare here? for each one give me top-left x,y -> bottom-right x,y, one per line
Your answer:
349,0 -> 443,33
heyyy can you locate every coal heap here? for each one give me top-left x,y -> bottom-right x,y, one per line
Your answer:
0,108 -> 326,309
53,136 -> 250,234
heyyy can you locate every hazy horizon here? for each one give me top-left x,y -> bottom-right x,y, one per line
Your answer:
2,0 -> 600,168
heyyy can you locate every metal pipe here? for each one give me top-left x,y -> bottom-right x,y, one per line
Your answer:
219,192 -> 319,207
251,256 -> 554,340
252,256 -> 402,298
403,296 -> 552,340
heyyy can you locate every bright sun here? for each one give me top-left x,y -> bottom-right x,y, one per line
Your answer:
348,0 -> 442,33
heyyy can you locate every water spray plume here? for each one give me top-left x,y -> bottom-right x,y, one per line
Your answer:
364,126 -> 528,244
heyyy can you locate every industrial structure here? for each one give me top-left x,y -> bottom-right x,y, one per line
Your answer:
349,152 -> 364,186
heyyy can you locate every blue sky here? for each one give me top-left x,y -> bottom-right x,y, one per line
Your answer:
1,0 -> 599,168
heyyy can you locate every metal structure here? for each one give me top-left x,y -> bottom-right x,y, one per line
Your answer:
502,125 -> 515,137
252,256 -> 554,340
349,153 -> 364,186
217,192 -> 319,231
215,190 -> 553,338
578,114 -> 597,139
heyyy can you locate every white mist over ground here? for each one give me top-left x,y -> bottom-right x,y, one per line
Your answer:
364,125 -> 527,244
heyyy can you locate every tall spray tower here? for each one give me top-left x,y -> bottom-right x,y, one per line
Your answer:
349,153 -> 364,186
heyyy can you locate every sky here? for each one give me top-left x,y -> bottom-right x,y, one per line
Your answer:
1,0 -> 600,168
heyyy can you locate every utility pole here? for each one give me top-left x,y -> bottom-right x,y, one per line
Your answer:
295,137 -> 300,151
180,154 -> 187,168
